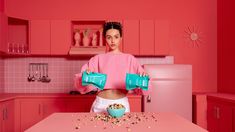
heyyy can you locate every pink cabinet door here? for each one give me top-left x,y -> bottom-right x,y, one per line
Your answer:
217,103 -> 233,132
140,20 -> 154,55
207,98 -> 233,132
42,99 -> 66,118
0,103 -> 3,132
0,100 -> 15,132
51,20 -> 71,55
30,20 -> 50,55
20,99 -> 42,132
207,100 -> 219,132
123,20 -> 139,55
155,20 -> 169,55
2,100 -> 15,132
0,12 -> 8,53
128,97 -> 142,112
0,0 -> 4,12
233,108 -> 235,132
66,97 -> 95,112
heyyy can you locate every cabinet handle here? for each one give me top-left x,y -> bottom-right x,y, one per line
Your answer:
5,108 -> 8,120
43,104 -> 46,115
147,95 -> 151,103
213,107 -> 217,119
38,104 -> 41,115
216,107 -> 220,119
2,109 -> 5,120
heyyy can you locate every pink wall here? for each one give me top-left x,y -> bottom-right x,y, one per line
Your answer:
4,0 -> 217,93
218,0 -> 235,93
0,57 -> 4,93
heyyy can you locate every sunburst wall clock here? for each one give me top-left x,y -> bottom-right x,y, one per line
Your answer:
184,25 -> 203,47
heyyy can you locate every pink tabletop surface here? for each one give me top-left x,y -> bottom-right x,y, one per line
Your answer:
25,112 -> 207,132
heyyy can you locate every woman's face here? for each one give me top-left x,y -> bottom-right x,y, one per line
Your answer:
105,29 -> 122,51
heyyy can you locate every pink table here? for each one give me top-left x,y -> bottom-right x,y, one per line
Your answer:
25,112 -> 207,132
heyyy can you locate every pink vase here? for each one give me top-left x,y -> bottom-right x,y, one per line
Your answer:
83,36 -> 90,47
74,32 -> 81,47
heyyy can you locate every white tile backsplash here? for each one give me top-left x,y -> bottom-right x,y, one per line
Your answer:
3,56 -> 173,93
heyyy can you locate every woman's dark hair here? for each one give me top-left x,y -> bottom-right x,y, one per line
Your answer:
103,22 -> 122,37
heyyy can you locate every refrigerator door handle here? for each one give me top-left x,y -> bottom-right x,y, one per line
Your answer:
147,95 -> 151,103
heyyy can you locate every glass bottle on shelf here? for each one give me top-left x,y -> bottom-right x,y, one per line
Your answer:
8,42 -> 12,53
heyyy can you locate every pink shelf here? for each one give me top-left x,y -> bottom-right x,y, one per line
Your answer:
7,17 -> 29,54
71,20 -> 105,47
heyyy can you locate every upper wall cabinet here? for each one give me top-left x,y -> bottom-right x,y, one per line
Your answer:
0,16 -> 29,55
0,0 -> 5,53
30,20 -> 50,55
50,20 -> 70,55
8,17 -> 29,55
123,20 -> 139,55
30,20 -> 71,55
0,0 -> 4,13
0,12 -> 7,53
123,20 -> 170,56
140,20 -> 155,55
155,20 -> 170,55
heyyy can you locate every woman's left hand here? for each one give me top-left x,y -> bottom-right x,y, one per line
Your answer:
140,72 -> 148,77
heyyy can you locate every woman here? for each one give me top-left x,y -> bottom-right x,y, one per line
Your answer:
74,22 -> 150,113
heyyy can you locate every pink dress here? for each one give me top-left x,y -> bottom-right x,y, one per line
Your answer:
74,52 -> 151,95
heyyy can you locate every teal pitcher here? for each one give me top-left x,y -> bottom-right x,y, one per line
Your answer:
126,73 -> 149,91
82,71 -> 107,90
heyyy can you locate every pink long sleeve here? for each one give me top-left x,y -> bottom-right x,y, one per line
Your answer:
131,58 -> 152,95
74,52 -> 152,95
74,57 -> 99,94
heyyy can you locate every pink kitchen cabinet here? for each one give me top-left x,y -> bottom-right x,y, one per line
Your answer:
65,96 -> 142,112
154,20 -> 170,55
192,94 -> 207,129
207,100 -> 218,132
128,97 -> 142,112
30,20 -> 51,55
233,108 -> 235,131
65,97 -> 95,112
123,20 -> 169,56
20,99 -> 43,132
0,102 -> 3,132
30,20 -> 71,55
40,99 -> 66,119
207,96 -> 233,132
1,94 -> 142,132
123,20 -> 139,55
20,98 -> 66,132
50,20 -> 71,55
0,0 -> 3,12
7,17 -> 29,55
139,20 -> 154,55
0,100 -> 15,132
0,12 -> 7,53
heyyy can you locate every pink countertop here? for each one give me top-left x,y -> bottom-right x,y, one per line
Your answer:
25,112 -> 207,132
207,93 -> 235,104
0,93 -> 141,102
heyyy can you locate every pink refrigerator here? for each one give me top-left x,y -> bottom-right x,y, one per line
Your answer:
143,64 -> 192,121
